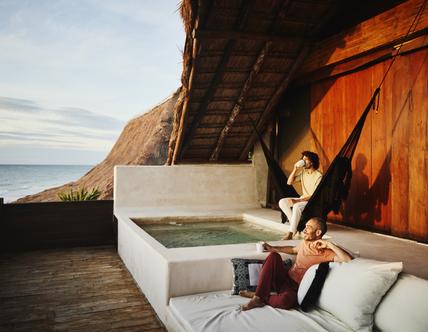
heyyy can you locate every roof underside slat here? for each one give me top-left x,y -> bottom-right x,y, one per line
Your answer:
171,0 -> 339,163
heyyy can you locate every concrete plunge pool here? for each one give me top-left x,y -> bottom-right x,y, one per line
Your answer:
132,216 -> 284,248
113,165 -> 294,329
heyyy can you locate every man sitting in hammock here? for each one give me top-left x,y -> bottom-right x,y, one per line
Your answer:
279,151 -> 322,240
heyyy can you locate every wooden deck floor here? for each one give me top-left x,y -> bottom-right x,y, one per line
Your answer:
0,246 -> 166,332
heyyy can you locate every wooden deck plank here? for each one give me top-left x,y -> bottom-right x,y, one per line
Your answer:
0,246 -> 166,332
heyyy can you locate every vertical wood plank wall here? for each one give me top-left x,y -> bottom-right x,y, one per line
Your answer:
309,49 -> 427,242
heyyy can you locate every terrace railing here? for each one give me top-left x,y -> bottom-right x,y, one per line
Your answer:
0,199 -> 116,252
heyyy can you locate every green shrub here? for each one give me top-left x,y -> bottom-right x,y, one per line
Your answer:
58,187 -> 101,201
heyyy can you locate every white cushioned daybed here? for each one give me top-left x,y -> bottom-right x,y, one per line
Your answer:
166,258 -> 428,332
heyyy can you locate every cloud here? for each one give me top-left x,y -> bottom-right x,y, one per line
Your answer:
0,96 -> 42,113
0,0 -> 185,123
0,1 -> 184,164
0,96 -> 124,152
48,107 -> 124,131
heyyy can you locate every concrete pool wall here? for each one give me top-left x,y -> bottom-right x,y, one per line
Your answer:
113,165 -> 292,326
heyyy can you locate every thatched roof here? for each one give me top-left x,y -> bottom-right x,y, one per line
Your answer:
168,0 -> 411,163
167,0 -> 342,163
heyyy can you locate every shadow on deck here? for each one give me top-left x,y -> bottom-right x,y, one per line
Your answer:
0,245 -> 166,332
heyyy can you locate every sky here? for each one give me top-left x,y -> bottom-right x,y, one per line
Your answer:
0,0 -> 185,165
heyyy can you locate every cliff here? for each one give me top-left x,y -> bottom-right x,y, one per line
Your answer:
16,90 -> 179,203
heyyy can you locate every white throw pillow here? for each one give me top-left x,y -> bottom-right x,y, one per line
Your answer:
374,273 -> 428,332
312,258 -> 402,331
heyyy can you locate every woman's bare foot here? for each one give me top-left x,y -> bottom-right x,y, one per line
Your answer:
239,290 -> 255,298
241,296 -> 265,311
281,232 -> 293,240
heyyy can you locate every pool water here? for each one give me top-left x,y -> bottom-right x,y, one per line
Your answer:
137,220 -> 283,248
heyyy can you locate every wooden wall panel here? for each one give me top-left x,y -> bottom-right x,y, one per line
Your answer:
308,49 -> 427,242
390,56 -> 411,238
299,0 -> 428,75
370,61 -> 391,233
407,51 -> 428,241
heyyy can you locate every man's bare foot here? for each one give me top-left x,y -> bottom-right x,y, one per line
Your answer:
241,296 -> 265,311
239,290 -> 255,298
281,232 -> 293,240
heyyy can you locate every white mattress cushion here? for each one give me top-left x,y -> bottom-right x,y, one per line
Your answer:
169,291 -> 351,332
316,258 -> 402,332
374,273 -> 428,332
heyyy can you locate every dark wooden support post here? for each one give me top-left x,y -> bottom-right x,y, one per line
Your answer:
172,39 -> 200,164
265,123 -> 275,207
167,88 -> 186,165
171,0 -> 214,164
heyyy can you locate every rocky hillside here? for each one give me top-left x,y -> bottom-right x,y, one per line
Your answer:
16,90 -> 179,203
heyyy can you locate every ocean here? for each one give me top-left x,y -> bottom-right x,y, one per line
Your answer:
0,164 -> 93,203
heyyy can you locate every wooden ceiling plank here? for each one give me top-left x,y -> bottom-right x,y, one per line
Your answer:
239,44 -> 310,160
210,0 -> 293,161
238,0 -> 340,160
194,29 -> 310,44
179,0 -> 255,159
209,42 -> 269,160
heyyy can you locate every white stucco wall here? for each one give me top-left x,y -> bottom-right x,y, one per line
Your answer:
114,164 -> 260,210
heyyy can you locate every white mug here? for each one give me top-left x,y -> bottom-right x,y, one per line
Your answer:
295,159 -> 305,168
256,242 -> 265,253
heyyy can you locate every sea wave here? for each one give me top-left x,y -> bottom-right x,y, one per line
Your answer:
0,164 -> 92,202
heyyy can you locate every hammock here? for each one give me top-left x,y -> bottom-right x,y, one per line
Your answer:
251,121 -> 298,199
253,0 -> 426,230
252,88 -> 379,231
297,88 -> 380,231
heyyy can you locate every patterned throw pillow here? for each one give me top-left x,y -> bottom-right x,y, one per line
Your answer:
231,258 -> 292,295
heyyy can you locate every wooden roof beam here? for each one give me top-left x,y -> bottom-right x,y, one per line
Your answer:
202,50 -> 299,58
299,0 -> 428,76
179,0 -> 255,160
210,43 -> 270,160
210,0 -> 292,161
194,29 -> 309,44
170,0 -> 215,165
238,1 -> 341,160
194,132 -> 249,139
199,121 -> 255,129
239,45 -> 310,160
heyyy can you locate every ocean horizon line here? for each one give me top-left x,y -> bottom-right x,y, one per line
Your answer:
0,163 -> 95,166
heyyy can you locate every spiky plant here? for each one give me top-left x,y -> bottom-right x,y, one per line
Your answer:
58,187 -> 101,201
